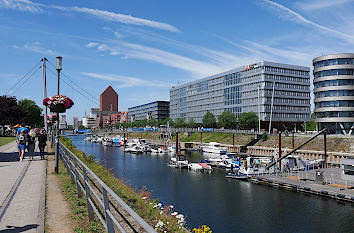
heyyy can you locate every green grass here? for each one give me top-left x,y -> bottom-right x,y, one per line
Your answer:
56,160 -> 104,233
0,136 -> 16,146
60,136 -> 189,233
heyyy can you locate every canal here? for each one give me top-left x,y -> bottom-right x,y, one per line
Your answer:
69,135 -> 354,233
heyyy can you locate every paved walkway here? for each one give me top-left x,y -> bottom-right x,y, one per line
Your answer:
0,141 -> 46,233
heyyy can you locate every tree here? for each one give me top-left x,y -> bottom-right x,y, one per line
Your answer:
202,111 -> 216,128
186,118 -> 197,128
18,99 -> 43,127
218,110 -> 237,129
174,118 -> 186,128
302,113 -> 316,131
0,95 -> 25,127
238,112 -> 258,129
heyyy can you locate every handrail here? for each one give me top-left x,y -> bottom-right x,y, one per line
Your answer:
58,141 -> 157,233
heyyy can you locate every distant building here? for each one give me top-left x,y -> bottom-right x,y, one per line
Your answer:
170,61 -> 311,130
73,117 -> 79,130
90,108 -> 100,116
313,53 -> 354,135
59,115 -> 67,129
100,86 -> 118,112
82,113 -> 97,128
102,112 -> 128,126
128,101 -> 169,122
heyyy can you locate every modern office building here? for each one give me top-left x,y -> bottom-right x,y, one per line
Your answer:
100,86 -> 118,112
170,61 -> 311,130
313,53 -> 354,135
128,101 -> 169,122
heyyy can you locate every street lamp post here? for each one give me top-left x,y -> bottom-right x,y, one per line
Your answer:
55,56 -> 62,174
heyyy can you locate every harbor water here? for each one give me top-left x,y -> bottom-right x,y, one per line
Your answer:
69,135 -> 354,233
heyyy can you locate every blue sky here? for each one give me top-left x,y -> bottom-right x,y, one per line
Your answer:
1,0 -> 354,123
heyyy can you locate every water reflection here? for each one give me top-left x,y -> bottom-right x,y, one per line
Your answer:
69,135 -> 354,233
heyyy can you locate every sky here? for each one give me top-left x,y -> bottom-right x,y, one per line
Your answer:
1,0 -> 354,124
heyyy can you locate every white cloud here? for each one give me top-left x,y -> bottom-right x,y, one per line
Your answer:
263,0 -> 354,43
296,0 -> 354,11
23,42 -> 56,55
0,1 -> 179,32
86,42 -> 99,48
87,42 -> 227,77
0,0 -> 43,13
114,32 -> 122,38
12,44 -> 19,49
69,7 -> 180,33
80,72 -> 173,88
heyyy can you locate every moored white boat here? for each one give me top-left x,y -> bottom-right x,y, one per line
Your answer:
169,156 -> 188,168
102,137 -> 113,146
202,142 -> 227,154
188,163 -> 203,171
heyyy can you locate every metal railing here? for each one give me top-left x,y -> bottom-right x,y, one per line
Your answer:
58,141 -> 157,233
95,127 -> 261,135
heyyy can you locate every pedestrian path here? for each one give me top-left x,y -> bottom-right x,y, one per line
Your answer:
0,141 -> 46,233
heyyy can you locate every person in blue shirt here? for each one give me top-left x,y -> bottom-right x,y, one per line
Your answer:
17,129 -> 28,161
16,123 -> 29,136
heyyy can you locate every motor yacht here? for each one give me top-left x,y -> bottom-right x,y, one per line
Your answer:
202,142 -> 227,154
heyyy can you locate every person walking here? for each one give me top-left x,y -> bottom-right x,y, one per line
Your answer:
27,129 -> 36,160
16,122 -> 29,136
38,129 -> 47,160
17,129 -> 27,161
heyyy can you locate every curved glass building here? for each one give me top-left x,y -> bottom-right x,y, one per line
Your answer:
313,53 -> 354,135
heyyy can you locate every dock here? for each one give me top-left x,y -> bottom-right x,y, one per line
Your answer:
248,168 -> 354,203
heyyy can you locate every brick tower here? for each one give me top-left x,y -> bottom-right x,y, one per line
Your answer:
100,86 -> 118,112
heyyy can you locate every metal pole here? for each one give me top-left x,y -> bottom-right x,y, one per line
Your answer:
278,131 -> 281,172
200,131 -> 203,151
55,60 -> 61,173
123,132 -> 126,148
268,81 -> 275,134
233,133 -> 235,148
42,57 -> 48,131
292,131 -> 295,149
324,130 -> 327,168
176,132 -> 179,161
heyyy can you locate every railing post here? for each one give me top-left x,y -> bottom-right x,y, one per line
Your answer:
65,152 -> 70,175
68,156 -> 75,184
103,187 -> 114,233
74,159 -> 83,198
83,167 -> 94,222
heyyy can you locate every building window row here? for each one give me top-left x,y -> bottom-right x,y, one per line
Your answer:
265,97 -> 309,104
314,58 -> 354,69
315,90 -> 354,98
268,113 -> 309,119
314,79 -> 354,88
265,105 -> 310,111
314,69 -> 354,78
315,100 -> 354,108
264,66 -> 309,76
265,81 -> 309,90
265,90 -> 310,97
264,74 -> 310,83
315,111 -> 354,118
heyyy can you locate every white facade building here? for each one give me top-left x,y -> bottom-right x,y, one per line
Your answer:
82,113 -> 97,128
59,115 -> 67,129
